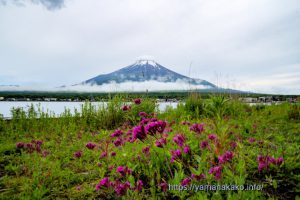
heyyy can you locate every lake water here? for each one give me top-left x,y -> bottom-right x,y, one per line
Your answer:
0,101 -> 179,118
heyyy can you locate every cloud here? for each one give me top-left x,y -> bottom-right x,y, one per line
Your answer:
0,80 -> 211,92
0,0 -> 65,10
0,0 -> 299,94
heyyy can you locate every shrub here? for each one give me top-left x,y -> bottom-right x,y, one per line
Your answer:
184,93 -> 204,118
287,104 -> 300,120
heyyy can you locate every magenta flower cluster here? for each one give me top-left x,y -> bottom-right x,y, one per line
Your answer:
257,155 -> 284,172
189,123 -> 205,134
145,120 -> 166,135
116,166 -> 132,177
85,142 -> 96,150
96,176 -> 144,196
16,140 -> 44,154
209,166 -> 222,180
218,151 -> 234,164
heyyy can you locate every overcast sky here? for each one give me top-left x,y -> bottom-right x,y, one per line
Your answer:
0,0 -> 300,94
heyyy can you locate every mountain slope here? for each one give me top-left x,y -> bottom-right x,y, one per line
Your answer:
80,60 -> 216,89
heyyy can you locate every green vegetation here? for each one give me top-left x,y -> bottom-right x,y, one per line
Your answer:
0,94 -> 299,199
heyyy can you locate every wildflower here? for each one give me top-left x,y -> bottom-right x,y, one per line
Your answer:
183,145 -> 191,154
133,125 -> 147,141
96,177 -> 111,190
257,155 -> 271,172
116,166 -> 132,177
16,142 -> 25,148
218,151 -> 234,164
155,138 -> 167,148
248,138 -> 256,143
150,118 -> 157,122
156,120 -> 166,133
200,140 -> 210,149
86,142 -> 96,150
25,143 -> 34,153
170,149 -> 181,162
275,157 -> 284,165
35,140 -> 43,146
74,150 -> 82,158
111,152 -> 116,157
190,123 -> 205,134
142,146 -> 150,156
113,138 -> 123,147
159,182 -> 168,192
122,105 -> 131,111
173,134 -> 185,147
155,140 -> 163,148
111,129 -> 123,137
230,141 -> 237,149
181,177 -> 191,186
208,134 -> 217,140
115,182 -> 130,196
136,180 -> 143,192
191,173 -> 206,180
42,150 -> 50,157
100,152 -> 107,159
139,112 -> 148,117
145,122 -> 157,135
134,98 -> 141,105
209,166 -> 222,180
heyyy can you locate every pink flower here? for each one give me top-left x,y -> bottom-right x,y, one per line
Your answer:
96,177 -> 111,190
16,142 -> 25,148
155,138 -> 167,148
115,182 -> 130,196
200,140 -> 210,149
116,166 -> 132,177
111,152 -> 116,157
139,112 -> 148,117
183,145 -> 191,154
275,157 -> 284,165
134,98 -> 141,105
218,151 -> 234,164
100,152 -> 107,159
208,134 -> 217,140
173,134 -> 185,147
190,123 -> 205,134
257,155 -> 272,172
159,182 -> 168,192
181,177 -> 191,186
86,142 -> 96,150
209,166 -> 222,180
113,138 -> 123,147
248,138 -> 256,143
191,173 -> 206,180
230,141 -> 237,149
133,125 -> 147,141
122,105 -> 131,111
74,150 -> 82,158
170,149 -> 181,162
136,180 -> 143,192
142,146 -> 150,156
111,129 -> 123,137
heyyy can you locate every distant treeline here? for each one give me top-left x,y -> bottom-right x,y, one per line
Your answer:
0,91 -> 299,101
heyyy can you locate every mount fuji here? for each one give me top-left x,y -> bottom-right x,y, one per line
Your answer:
69,60 -> 217,91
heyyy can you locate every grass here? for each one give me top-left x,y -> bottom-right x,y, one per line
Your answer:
0,94 -> 299,199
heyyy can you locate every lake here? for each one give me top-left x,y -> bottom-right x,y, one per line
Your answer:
0,101 -> 179,119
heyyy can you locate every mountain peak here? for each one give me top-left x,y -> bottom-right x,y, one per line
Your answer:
134,59 -> 157,66
79,60 -> 217,90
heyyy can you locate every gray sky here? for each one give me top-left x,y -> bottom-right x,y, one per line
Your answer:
0,0 -> 300,94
